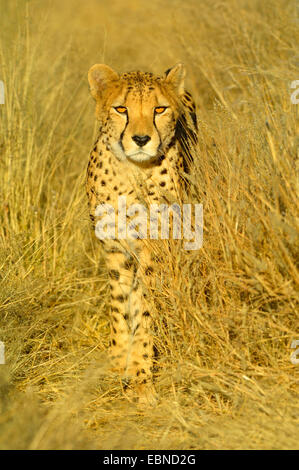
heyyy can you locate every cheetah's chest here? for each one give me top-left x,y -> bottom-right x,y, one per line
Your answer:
87,146 -> 182,214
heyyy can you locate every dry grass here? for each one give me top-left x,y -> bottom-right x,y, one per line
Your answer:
0,0 -> 298,450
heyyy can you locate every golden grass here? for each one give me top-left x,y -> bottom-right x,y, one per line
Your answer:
0,0 -> 298,449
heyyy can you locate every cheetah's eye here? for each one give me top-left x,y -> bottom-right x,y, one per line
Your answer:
114,106 -> 127,114
155,106 -> 168,114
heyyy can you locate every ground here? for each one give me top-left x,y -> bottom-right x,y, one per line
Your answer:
0,0 -> 298,450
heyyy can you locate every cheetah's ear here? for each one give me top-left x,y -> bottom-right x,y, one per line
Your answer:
88,64 -> 119,99
165,63 -> 185,95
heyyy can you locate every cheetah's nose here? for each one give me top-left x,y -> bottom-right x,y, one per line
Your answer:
132,135 -> 151,147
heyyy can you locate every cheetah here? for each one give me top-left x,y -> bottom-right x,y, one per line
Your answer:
86,63 -> 197,404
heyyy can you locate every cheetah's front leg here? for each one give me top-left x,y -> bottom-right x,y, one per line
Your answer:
106,246 -> 156,405
124,290 -> 156,404
123,246 -> 157,405
106,248 -> 133,374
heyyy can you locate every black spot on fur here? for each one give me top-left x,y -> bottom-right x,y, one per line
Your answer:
109,269 -> 120,280
123,258 -> 134,270
113,294 -> 127,303
145,266 -> 153,275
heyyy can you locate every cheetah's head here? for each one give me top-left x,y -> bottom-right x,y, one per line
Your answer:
88,64 -> 186,163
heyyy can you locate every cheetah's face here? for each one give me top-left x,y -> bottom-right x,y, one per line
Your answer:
88,64 -> 185,163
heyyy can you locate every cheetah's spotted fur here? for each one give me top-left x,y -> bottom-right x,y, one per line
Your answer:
86,63 -> 197,404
